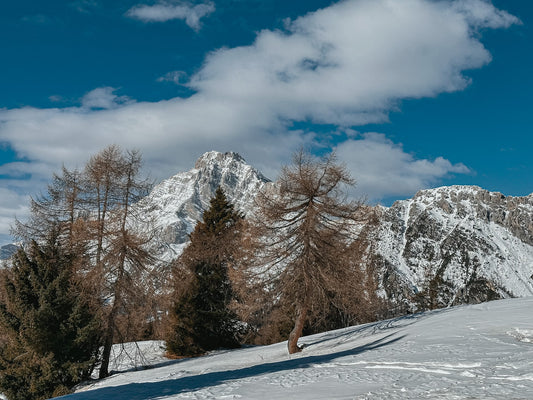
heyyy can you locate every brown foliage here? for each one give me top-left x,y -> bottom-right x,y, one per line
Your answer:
11,145 -> 158,379
236,150 -> 378,353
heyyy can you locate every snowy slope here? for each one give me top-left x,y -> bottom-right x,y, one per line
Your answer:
60,297 -> 533,399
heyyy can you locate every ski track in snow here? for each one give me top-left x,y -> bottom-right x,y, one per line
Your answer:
60,298 -> 533,400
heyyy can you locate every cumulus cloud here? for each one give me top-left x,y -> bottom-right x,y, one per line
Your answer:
452,0 -> 521,29
126,1 -> 215,31
188,0 -> 517,127
335,133 -> 471,201
0,0 -> 519,240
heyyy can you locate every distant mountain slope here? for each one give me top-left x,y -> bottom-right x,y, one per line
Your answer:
0,244 -> 18,260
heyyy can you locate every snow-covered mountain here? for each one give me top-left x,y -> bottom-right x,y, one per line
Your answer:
5,151 -> 529,309
135,151 -> 270,262
137,152 -> 533,309
0,244 -> 18,260
374,185 -> 533,310
61,297 -> 533,399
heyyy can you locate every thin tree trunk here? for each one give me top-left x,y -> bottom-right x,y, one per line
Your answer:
100,167 -> 132,379
288,305 -> 307,354
98,304 -> 117,379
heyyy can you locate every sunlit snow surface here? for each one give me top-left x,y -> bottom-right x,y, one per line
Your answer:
59,297 -> 533,399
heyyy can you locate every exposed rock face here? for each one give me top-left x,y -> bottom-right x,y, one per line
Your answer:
135,151 -> 270,262
374,186 -> 533,311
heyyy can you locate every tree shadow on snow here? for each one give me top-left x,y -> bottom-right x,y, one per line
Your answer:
301,308 -> 436,348
61,333 -> 404,400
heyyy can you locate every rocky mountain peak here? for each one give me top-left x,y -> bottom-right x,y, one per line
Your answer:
136,151 -> 270,262
407,185 -> 533,245
194,151 -> 245,170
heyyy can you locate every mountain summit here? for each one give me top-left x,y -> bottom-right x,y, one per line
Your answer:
136,151 -> 270,261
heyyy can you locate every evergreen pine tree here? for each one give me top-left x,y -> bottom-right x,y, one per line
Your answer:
166,187 -> 242,356
0,232 -> 102,399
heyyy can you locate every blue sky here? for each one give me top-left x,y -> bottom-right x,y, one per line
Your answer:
0,0 -> 531,245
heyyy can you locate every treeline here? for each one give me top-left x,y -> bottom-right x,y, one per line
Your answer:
0,146 -> 385,399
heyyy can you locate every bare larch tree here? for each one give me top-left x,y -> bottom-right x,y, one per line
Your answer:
247,150 -> 370,354
12,145 -> 155,379
84,146 -> 154,378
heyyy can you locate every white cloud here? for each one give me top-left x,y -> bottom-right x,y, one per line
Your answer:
187,0 -> 517,127
80,87 -> 134,110
126,1 -> 215,31
49,95 -> 65,103
157,70 -> 187,84
21,14 -> 53,25
69,0 -> 100,14
0,0 -> 519,240
335,132 -> 471,201
452,0 -> 521,29
0,188 -> 30,244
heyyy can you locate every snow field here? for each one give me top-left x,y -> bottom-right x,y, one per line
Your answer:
60,297 -> 533,399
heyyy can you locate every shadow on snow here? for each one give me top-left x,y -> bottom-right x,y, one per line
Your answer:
61,333 -> 404,400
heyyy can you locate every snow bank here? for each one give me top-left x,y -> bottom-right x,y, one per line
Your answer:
59,297 -> 533,399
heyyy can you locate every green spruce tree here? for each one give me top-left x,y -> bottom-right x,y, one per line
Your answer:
0,232 -> 102,399
166,187 -> 242,356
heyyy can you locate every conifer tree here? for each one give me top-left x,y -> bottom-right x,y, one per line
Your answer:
12,145 -> 156,379
166,187 -> 242,356
0,232 -> 101,400
243,150 -> 371,354
85,146 -> 154,378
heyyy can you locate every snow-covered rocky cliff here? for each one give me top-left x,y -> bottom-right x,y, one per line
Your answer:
374,185 -> 533,310
135,151 -> 270,262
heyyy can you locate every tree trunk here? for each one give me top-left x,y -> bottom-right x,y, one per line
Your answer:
98,304 -> 117,379
99,268 -> 124,379
288,305 -> 307,354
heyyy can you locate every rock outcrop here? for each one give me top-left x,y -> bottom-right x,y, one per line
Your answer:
374,186 -> 533,311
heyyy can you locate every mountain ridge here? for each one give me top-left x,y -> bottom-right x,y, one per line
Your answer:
375,184 -> 533,310
3,151 -> 533,312
136,152 -> 533,309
